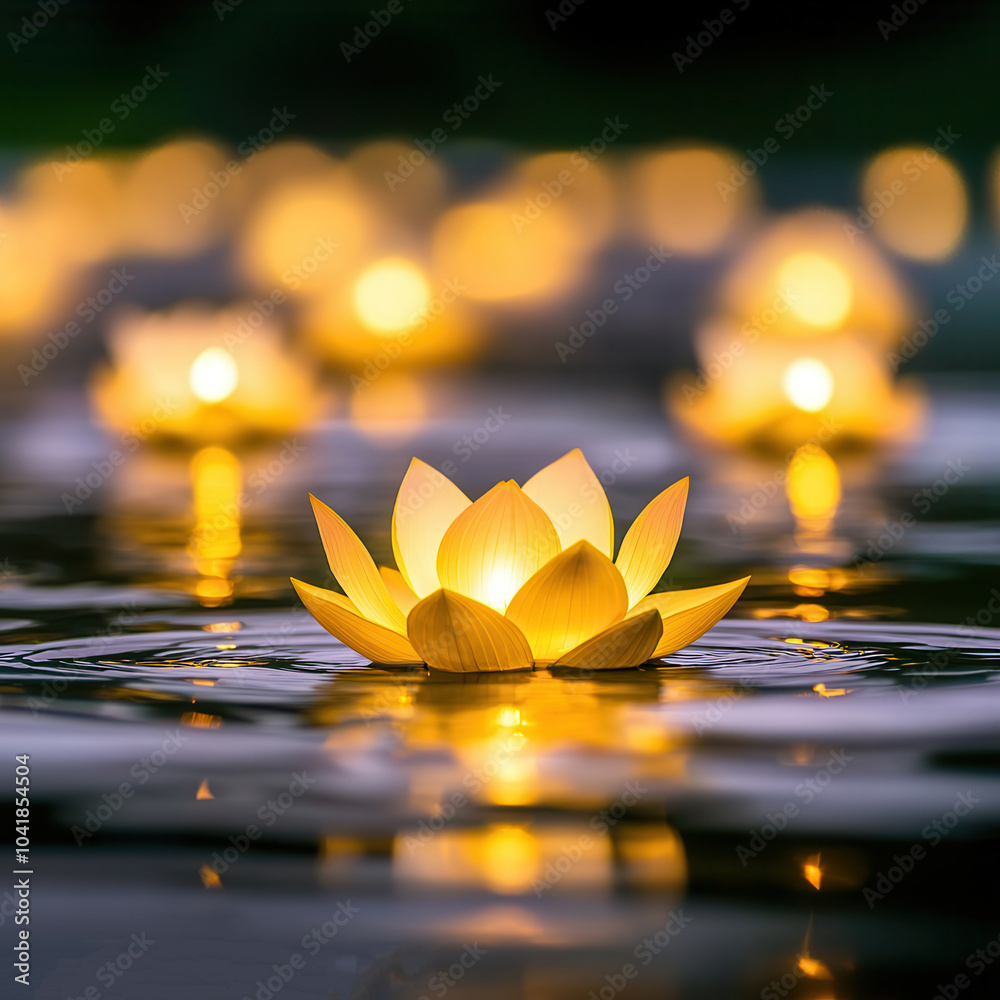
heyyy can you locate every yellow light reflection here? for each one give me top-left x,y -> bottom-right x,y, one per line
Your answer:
786,446 -> 841,527
862,147 -> 967,260
813,683 -> 849,697
189,446 -> 242,605
180,712 -> 222,728
782,358 -> 834,412
804,852 -> 823,890
189,347 -> 239,403
777,253 -> 852,328
198,865 -> 222,889
196,779 -> 215,800
353,257 -> 431,334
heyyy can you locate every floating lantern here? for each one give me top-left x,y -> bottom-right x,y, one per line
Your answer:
293,449 -> 748,671
91,304 -> 327,443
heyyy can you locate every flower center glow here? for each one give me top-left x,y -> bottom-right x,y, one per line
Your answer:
486,567 -> 518,613
782,357 -> 834,412
353,257 -> 431,334
189,347 -> 238,403
778,252 -> 852,328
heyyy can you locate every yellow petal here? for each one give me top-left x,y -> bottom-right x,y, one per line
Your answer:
522,448 -> 614,557
629,576 -> 750,658
379,566 -> 419,616
392,458 -> 471,598
406,589 -> 533,672
436,480 -> 561,612
615,478 -> 689,608
552,609 -> 663,670
505,540 -> 628,661
291,578 -> 422,663
309,494 -> 406,633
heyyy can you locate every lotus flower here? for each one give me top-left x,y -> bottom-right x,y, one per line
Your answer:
292,450 -> 749,672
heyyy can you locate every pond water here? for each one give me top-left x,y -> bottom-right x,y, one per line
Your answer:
1,378 -> 999,999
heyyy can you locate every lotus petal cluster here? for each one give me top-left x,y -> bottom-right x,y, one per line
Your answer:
292,450 -> 749,672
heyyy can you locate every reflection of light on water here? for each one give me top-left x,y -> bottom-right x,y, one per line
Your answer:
196,778 -> 214,800
786,445 -> 841,530
496,706 -> 522,728
353,257 -> 430,334
813,683 -> 849,698
804,851 -> 823,889
777,252 -> 852,328
189,446 -> 242,606
482,825 -> 540,894
198,865 -> 222,889
189,347 -> 238,403
782,357 -> 834,412
181,712 -> 222,728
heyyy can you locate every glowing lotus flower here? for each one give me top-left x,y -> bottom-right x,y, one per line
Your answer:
292,450 -> 749,672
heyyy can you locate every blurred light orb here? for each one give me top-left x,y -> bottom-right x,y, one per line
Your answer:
353,258 -> 430,334
630,146 -> 758,255
719,209 -> 911,344
777,253 -> 852,328
189,347 -> 239,403
122,139 -> 232,256
432,200 -> 582,302
860,147 -> 967,260
782,357 -> 834,412
241,176 -> 367,295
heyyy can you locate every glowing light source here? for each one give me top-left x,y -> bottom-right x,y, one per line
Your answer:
777,253 -> 852,328
189,347 -> 239,403
196,779 -> 215,800
782,358 -> 834,412
293,450 -> 749,671
353,258 -> 430,334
